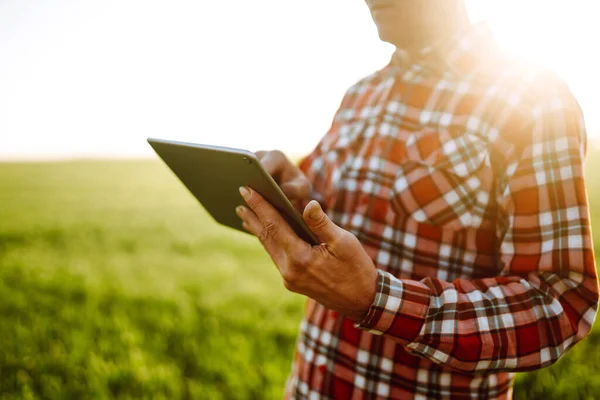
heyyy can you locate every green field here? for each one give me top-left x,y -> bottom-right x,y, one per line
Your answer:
0,155 -> 599,399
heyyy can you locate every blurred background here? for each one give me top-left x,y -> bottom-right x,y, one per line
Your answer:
0,0 -> 599,398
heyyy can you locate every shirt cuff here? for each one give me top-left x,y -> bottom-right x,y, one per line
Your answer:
354,269 -> 430,344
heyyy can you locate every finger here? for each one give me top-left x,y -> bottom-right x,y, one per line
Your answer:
302,200 -> 344,244
280,177 -> 311,200
239,186 -> 310,254
256,151 -> 310,200
291,199 -> 303,214
258,150 -> 285,177
236,205 -> 285,265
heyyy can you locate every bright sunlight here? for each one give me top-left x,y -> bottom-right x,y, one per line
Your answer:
0,0 -> 598,160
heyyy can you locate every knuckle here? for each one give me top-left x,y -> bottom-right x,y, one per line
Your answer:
291,252 -> 311,269
262,150 -> 289,176
283,264 -> 297,280
257,228 -> 269,244
282,278 -> 296,292
282,267 -> 301,288
245,194 -> 261,210
264,219 -> 279,235
271,150 -> 285,159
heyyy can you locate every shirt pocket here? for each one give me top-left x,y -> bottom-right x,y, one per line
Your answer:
322,117 -> 402,228
323,116 -> 380,154
390,128 -> 492,230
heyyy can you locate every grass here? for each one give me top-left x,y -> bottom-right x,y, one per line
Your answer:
0,155 -> 599,399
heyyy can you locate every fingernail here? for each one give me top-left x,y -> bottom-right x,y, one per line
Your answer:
239,186 -> 250,199
309,200 -> 322,219
236,206 -> 244,216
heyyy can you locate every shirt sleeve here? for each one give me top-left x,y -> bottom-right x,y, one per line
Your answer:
354,89 -> 599,373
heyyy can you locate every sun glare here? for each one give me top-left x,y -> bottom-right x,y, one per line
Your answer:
467,0 -> 600,136
0,1 -> 598,160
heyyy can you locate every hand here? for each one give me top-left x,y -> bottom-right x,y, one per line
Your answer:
255,150 -> 311,202
236,186 -> 378,321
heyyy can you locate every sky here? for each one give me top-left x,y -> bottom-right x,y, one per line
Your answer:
1,0 -> 599,160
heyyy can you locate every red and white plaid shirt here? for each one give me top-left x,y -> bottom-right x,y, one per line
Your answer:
285,23 -> 598,399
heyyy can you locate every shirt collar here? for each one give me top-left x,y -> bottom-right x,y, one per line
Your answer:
390,22 -> 497,76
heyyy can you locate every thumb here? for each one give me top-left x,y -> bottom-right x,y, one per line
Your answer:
303,200 -> 342,243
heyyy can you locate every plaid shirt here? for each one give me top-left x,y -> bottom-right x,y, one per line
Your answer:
285,23 -> 598,399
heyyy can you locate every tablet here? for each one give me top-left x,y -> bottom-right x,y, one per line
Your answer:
147,138 -> 320,245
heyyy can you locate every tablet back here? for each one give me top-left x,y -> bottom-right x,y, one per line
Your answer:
147,138 -> 319,245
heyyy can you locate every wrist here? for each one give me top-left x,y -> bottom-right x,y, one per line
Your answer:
347,267 -> 378,322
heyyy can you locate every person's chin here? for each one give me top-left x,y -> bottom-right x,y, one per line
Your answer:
377,25 -> 425,50
376,28 -> 407,48
375,27 -> 392,42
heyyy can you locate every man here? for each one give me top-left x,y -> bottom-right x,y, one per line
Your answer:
235,1 -> 599,398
